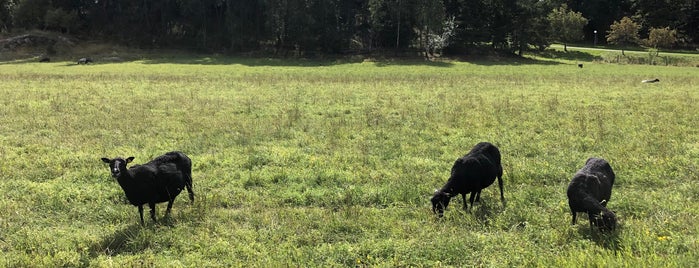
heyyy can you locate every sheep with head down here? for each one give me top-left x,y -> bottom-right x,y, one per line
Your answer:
431,142 -> 505,217
567,157 -> 617,231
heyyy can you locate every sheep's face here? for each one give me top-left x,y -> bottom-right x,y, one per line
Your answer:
101,157 -> 134,178
431,190 -> 451,217
591,210 -> 617,231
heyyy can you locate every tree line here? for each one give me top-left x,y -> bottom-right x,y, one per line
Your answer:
0,0 -> 696,55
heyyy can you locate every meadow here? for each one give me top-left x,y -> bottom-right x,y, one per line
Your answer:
0,53 -> 698,267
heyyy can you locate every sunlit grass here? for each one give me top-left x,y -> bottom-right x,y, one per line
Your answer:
0,56 -> 698,266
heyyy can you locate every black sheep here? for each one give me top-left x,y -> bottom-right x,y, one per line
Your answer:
567,157 -> 616,231
101,151 -> 194,224
431,142 -> 505,217
77,57 -> 93,64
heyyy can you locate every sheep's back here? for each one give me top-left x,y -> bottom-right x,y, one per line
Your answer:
448,156 -> 498,193
465,142 -> 501,166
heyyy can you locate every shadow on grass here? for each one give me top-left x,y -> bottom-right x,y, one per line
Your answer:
472,199 -> 500,224
576,225 -> 623,252
0,57 -> 43,65
0,50 -> 575,67
89,224 -> 146,256
534,49 -> 602,62
435,197 -> 505,225
465,56 -> 563,66
137,54 -> 568,67
0,50 -> 588,67
139,55 -> 459,68
88,218 -> 178,257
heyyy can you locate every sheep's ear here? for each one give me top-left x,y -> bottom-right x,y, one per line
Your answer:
600,200 -> 607,205
126,157 -> 135,163
101,158 -> 110,163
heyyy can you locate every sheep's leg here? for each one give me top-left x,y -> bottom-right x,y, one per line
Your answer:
497,174 -> 505,203
138,205 -> 145,225
186,181 -> 194,203
461,193 -> 468,210
149,203 -> 157,222
474,190 -> 481,203
165,199 -> 175,217
571,211 -> 577,225
468,192 -> 477,211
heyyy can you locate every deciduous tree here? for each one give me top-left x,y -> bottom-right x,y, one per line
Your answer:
646,26 -> 677,55
606,16 -> 640,55
547,4 -> 587,51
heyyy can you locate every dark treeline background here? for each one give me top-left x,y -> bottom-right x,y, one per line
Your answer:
0,0 -> 697,54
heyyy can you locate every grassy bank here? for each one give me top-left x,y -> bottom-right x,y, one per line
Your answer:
0,57 -> 698,266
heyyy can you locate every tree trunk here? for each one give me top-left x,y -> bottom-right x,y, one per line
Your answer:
396,0 -> 401,52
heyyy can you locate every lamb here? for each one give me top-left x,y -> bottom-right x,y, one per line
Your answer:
431,142 -> 505,217
566,157 -> 616,231
101,151 -> 194,225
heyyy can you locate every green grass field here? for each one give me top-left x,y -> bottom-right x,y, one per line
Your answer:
0,54 -> 698,267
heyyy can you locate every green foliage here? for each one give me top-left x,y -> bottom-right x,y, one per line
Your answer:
547,4 -> 588,51
646,27 -> 678,54
606,16 -> 641,54
2,0 -> 699,54
0,56 -> 698,266
12,0 -> 48,29
0,0 -> 16,32
43,8 -> 78,34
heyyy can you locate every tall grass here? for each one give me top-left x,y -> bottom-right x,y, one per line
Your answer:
0,57 -> 698,266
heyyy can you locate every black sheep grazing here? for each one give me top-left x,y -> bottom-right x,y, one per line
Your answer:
77,57 -> 93,64
101,151 -> 194,224
431,142 -> 505,217
567,157 -> 616,231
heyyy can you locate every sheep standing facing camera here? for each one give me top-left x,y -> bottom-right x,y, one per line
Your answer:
101,151 -> 194,225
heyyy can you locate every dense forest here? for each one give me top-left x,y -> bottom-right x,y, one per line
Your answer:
0,0 -> 697,55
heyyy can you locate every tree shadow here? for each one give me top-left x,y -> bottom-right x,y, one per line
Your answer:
139,54 -> 459,67
0,57 -> 44,65
464,56 -> 563,66
535,49 -> 602,62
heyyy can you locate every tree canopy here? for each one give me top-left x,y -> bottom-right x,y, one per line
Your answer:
0,0 -> 696,55
606,16 -> 641,55
547,4 -> 588,51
